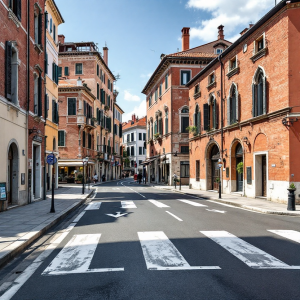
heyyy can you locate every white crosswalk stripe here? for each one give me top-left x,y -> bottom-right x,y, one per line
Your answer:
85,202 -> 101,210
138,231 -> 220,270
268,230 -> 300,244
121,201 -> 137,208
42,234 -> 124,276
178,199 -> 207,207
148,199 -> 169,208
201,231 -> 300,269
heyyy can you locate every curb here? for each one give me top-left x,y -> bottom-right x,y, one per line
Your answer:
155,186 -> 300,217
0,189 -> 95,269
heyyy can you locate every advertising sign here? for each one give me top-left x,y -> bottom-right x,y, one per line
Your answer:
0,183 -> 7,201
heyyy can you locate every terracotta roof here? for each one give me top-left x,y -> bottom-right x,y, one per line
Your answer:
58,80 -> 96,99
58,79 -> 76,87
122,116 -> 147,131
167,52 -> 218,58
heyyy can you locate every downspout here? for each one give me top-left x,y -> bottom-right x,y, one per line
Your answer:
26,0 -> 30,204
112,98 -> 115,180
43,9 -> 48,200
218,54 -> 224,197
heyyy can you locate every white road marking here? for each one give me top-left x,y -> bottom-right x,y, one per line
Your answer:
148,199 -> 169,208
121,201 -> 137,208
72,211 -> 86,223
200,231 -> 300,269
206,209 -> 226,214
42,234 -> 124,276
138,231 -> 220,271
106,212 -> 128,218
84,202 -> 101,210
268,230 -> 300,244
178,199 -> 207,207
121,182 -> 146,198
165,211 -> 183,221
112,188 -> 120,190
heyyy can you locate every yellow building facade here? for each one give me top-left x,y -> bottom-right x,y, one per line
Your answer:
45,0 -> 64,190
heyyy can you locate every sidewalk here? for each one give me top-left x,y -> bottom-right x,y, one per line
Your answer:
0,185 -> 94,268
153,184 -> 300,216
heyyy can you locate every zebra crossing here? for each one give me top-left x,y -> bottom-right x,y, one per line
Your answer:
41,229 -> 300,276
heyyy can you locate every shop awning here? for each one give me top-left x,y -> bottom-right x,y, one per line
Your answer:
58,161 -> 95,167
140,157 -> 157,165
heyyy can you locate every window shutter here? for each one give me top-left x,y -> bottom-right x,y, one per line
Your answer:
187,71 -> 191,83
50,18 -> 52,33
45,11 -> 48,29
53,24 -> 56,42
214,99 -> 218,129
17,0 -> 21,21
119,124 -> 122,137
165,117 -> 168,134
45,94 -> 48,118
263,76 -> 267,115
252,83 -> 256,117
193,113 -> 196,127
58,67 -> 62,78
52,99 -> 55,121
83,101 -> 86,116
159,118 -> 162,134
203,104 -> 209,131
38,76 -> 42,116
227,96 -> 230,125
148,126 -> 150,139
5,41 -> 12,101
45,52 -> 48,74
97,84 -> 99,99
56,64 -> 59,84
52,62 -> 54,81
65,67 -> 69,76
154,121 -> 157,134
197,111 -> 200,134
236,88 -> 239,122
56,102 -> 59,124
38,13 -> 42,45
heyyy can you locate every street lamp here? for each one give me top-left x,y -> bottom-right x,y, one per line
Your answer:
82,156 -> 89,194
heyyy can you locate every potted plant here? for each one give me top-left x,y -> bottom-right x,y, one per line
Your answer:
154,133 -> 160,140
287,182 -> 296,211
76,173 -> 83,184
147,138 -> 153,145
186,125 -> 198,136
237,162 -> 244,174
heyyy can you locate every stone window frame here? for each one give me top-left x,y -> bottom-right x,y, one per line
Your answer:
227,82 -> 239,125
180,69 -> 191,86
252,66 -> 267,117
251,32 -> 267,62
75,63 -> 83,75
179,105 -> 189,134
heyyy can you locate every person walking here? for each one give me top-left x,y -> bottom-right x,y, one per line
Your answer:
93,173 -> 98,184
138,173 -> 142,184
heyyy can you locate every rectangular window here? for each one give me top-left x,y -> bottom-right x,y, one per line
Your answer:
143,133 -> 146,141
75,63 -> 82,75
208,73 -> 215,85
131,146 -> 134,156
229,56 -> 237,71
149,95 -> 152,107
53,24 -> 56,42
155,89 -> 158,101
68,98 -> 76,115
64,66 -> 69,76
88,134 -> 92,149
82,131 -> 86,147
196,160 -> 200,181
139,147 -> 142,155
131,132 -> 134,142
127,134 -> 130,142
58,131 -> 65,146
139,133 -> 142,140
181,70 -> 191,85
165,74 -> 168,90
181,117 -> 189,133
139,160 -> 142,165
58,67 -> 62,78
194,84 -> 200,95
180,162 -> 190,178
9,0 -> 22,21
159,84 -> 162,97
97,83 -> 99,99
181,146 -> 189,154
97,64 -> 99,76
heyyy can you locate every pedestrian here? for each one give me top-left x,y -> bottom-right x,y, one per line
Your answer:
93,173 -> 98,184
102,174 -> 106,182
138,173 -> 142,184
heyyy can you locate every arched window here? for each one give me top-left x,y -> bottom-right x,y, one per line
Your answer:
180,107 -> 189,133
227,84 -> 238,125
194,105 -> 200,134
252,68 -> 267,117
204,95 -> 218,131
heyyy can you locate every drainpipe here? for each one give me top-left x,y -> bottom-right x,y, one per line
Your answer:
218,54 -> 224,199
26,0 -> 30,204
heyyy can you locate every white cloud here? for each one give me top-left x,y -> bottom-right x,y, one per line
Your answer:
140,73 -> 152,79
186,0 -> 274,42
122,100 -> 146,122
124,90 -> 141,102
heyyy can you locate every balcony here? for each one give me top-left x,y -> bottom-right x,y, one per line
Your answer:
86,117 -> 97,129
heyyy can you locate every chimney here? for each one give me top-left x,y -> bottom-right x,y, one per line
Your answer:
103,47 -> 108,65
240,28 -> 248,36
58,34 -> 65,44
218,25 -> 224,40
77,77 -> 82,86
249,23 -> 254,29
132,114 -> 136,123
181,27 -> 190,51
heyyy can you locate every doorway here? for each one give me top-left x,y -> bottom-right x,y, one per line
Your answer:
236,144 -> 243,192
255,154 -> 267,198
32,144 -> 41,199
210,145 -> 220,191
7,142 -> 19,206
262,155 -> 267,197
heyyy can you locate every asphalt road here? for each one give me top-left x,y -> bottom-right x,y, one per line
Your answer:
1,178 -> 300,300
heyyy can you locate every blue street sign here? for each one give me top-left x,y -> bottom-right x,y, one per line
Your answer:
47,154 -> 57,165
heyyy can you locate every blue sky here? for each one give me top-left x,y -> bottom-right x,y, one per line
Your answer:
56,0 -> 275,121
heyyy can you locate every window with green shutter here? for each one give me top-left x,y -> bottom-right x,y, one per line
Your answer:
88,134 -> 92,149
97,64 -> 99,76
58,131 -> 65,146
68,98 -> 76,115
82,131 -> 86,147
165,74 -> 168,90
97,83 -> 99,99
64,67 -> 69,76
58,67 -> 62,78
75,63 -> 82,75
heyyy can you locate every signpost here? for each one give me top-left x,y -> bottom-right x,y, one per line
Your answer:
47,153 -> 57,213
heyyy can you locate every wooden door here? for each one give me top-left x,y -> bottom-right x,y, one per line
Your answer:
262,155 -> 267,197
236,157 -> 243,192
212,161 -> 219,190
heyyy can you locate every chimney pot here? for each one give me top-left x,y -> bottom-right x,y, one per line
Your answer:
218,25 -> 225,40
103,47 -> 108,65
181,27 -> 190,51
58,34 -> 65,44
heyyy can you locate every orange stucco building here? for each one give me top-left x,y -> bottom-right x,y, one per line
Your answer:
187,1 -> 300,204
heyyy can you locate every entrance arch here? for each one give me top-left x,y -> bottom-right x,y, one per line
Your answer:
230,141 -> 244,192
206,143 -> 220,190
7,142 -> 19,205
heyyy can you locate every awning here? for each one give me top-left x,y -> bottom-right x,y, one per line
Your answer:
58,161 -> 95,167
140,157 -> 157,165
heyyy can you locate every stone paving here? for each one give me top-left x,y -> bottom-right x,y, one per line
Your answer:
0,185 -> 94,267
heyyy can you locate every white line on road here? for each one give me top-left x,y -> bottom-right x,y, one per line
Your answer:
72,211 -> 86,223
165,211 -> 183,221
121,182 -> 146,198
148,199 -> 169,208
268,230 -> 300,244
200,231 -> 300,269
138,231 -> 220,271
121,201 -> 137,208
85,202 -> 101,210
206,209 -> 226,214
178,199 -> 207,207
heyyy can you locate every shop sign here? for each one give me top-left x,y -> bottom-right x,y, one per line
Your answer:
0,183 -> 7,201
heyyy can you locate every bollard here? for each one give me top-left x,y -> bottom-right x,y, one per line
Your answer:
287,188 -> 296,211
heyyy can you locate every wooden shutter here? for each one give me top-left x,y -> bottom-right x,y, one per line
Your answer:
252,83 -> 256,117
165,117 -> 168,134
45,94 -> 48,118
17,0 -> 21,21
56,102 -> 59,124
263,76 -> 267,115
97,84 -> 99,99
45,52 -> 48,74
197,111 -> 200,134
38,75 -> 42,116
65,67 -> 69,76
52,99 -> 55,121
203,104 -> 209,131
214,99 -> 218,129
5,41 -> 12,100
45,11 -> 48,29
83,101 -> 86,116
56,64 -> 59,84
82,131 -> 86,147
193,113 -> 196,127
187,71 -> 191,83
38,13 -> 42,45
227,96 -> 230,125
236,88 -> 239,122
58,67 -> 62,78
119,124 -> 122,137
158,118 -> 162,134
50,18 -> 52,33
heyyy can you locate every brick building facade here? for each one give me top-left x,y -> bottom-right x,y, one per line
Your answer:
187,1 -> 300,204
142,27 -> 231,185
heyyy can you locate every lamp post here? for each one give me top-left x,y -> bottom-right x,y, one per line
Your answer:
82,156 -> 89,194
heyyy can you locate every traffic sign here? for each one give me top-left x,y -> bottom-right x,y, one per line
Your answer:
47,154 -> 57,165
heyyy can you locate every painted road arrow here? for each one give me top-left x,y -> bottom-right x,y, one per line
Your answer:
106,212 -> 128,218
206,209 -> 226,214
